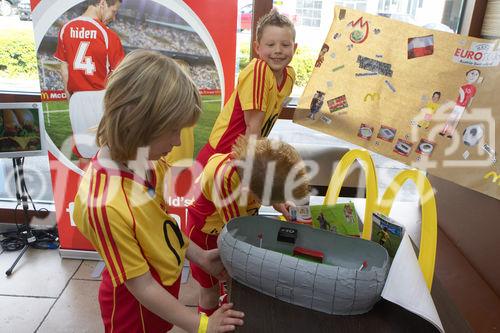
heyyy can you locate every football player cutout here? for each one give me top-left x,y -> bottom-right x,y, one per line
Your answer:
54,0 -> 124,162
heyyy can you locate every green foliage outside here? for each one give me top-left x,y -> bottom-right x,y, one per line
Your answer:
0,29 -> 38,80
237,43 -> 315,87
43,96 -> 221,160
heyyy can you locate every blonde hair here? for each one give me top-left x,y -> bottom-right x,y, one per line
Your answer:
256,9 -> 296,42
96,50 -> 201,162
232,137 -> 309,203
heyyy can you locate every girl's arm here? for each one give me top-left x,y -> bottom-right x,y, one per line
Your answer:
244,110 -> 265,137
125,271 -> 244,333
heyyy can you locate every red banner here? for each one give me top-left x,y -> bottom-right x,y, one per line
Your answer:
32,0 -> 237,252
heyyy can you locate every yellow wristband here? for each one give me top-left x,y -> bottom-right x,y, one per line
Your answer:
198,312 -> 209,333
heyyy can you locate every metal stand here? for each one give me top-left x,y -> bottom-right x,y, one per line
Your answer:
5,157 -> 36,276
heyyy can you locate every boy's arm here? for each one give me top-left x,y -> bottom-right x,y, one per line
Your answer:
125,271 -> 243,333
185,238 -> 228,281
244,109 -> 265,137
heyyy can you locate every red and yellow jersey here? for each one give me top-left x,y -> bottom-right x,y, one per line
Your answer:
73,157 -> 188,287
188,153 -> 261,235
54,16 -> 124,94
207,58 -> 295,154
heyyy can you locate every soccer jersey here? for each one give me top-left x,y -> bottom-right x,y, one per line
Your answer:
73,157 -> 188,288
207,58 -> 295,154
456,83 -> 476,107
188,153 -> 260,235
54,16 -> 124,94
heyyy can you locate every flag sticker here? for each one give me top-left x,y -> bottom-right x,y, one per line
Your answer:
407,35 -> 434,59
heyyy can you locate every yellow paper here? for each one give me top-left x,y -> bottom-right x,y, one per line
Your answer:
295,7 -> 500,200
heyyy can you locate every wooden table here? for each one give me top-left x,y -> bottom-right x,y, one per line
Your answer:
229,277 -> 471,333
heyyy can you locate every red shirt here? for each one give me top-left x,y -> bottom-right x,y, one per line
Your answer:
54,16 -> 124,94
456,83 -> 477,107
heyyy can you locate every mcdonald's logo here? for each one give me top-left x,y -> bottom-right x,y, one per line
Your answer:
324,149 -> 437,290
484,171 -> 500,184
364,93 -> 380,102
41,91 -> 49,101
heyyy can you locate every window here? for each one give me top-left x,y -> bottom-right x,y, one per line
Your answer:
0,7 -> 54,206
296,0 -> 323,27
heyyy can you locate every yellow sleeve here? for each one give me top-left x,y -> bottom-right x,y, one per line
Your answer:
163,127 -> 194,167
237,58 -> 275,112
211,163 -> 249,224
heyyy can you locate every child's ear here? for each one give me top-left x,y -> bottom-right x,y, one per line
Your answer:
293,42 -> 298,53
253,40 -> 260,57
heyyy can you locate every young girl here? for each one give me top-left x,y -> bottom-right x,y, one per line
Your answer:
73,50 -> 244,333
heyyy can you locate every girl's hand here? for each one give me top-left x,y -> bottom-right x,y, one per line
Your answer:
202,248 -> 229,281
206,303 -> 244,333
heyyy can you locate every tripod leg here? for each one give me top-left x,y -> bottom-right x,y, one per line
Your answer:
5,244 -> 29,276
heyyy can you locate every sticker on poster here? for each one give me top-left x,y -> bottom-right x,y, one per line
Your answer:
357,55 -> 393,77
483,171 -> 500,184
416,139 -> 436,155
320,114 -> 332,124
463,124 -> 484,146
408,35 -> 434,59
315,43 -> 329,68
358,124 -> 373,140
364,92 -> 380,102
356,72 -> 378,77
347,17 -> 369,43
338,9 -> 346,20
384,79 -> 396,92
307,91 -> 325,120
394,139 -> 413,157
439,69 -> 481,138
377,125 -> 396,142
482,144 -> 497,164
327,95 -> 348,113
452,42 -> 500,67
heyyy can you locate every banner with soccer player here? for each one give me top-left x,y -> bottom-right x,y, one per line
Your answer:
31,0 -> 237,253
295,7 -> 500,200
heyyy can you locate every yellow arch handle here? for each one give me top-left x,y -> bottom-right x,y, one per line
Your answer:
323,149 -> 379,240
378,169 -> 437,290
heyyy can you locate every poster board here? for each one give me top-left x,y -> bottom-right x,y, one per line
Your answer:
294,6 -> 500,200
31,0 -> 237,253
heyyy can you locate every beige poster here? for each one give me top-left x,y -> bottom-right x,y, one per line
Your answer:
295,7 -> 500,200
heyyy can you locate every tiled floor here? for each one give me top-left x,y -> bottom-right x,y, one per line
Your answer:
0,247 -> 198,333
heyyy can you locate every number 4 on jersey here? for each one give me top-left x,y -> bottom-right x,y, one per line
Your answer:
73,41 -> 96,75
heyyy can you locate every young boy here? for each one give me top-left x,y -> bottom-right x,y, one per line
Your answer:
73,50 -> 244,333
195,10 -> 297,167
188,137 -> 310,315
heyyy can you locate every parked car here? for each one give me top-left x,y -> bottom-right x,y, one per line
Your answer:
0,0 -> 20,16
17,0 -> 30,20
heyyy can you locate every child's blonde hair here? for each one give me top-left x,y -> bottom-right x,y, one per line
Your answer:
256,9 -> 296,42
96,50 -> 201,162
232,137 -> 309,204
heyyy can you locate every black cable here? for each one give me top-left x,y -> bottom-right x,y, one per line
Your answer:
0,158 -> 60,252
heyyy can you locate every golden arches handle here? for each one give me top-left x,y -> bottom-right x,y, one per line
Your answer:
323,149 -> 379,240
378,169 -> 437,290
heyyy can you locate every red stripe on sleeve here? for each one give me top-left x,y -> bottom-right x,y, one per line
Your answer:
213,157 -> 231,222
218,162 -> 235,220
259,62 -> 267,109
90,172 -> 120,283
255,60 -> 264,110
252,61 -> 258,110
226,167 -> 240,216
100,176 -> 127,282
